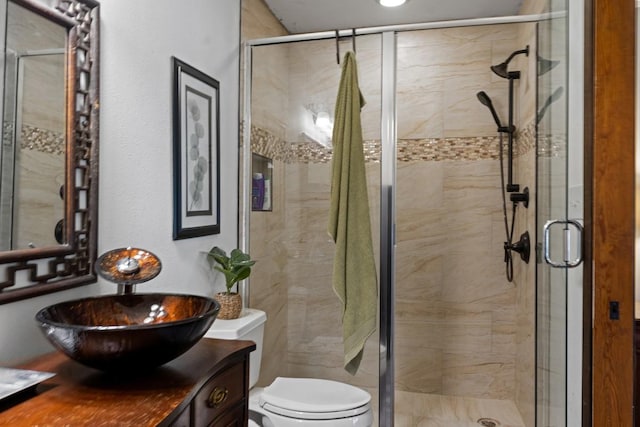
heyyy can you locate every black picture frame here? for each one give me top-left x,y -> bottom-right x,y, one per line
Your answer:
172,57 -> 220,239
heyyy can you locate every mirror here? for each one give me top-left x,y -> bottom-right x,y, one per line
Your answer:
0,0 -> 67,251
0,0 -> 99,304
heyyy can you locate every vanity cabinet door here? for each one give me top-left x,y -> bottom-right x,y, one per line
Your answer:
206,403 -> 247,427
169,405 -> 191,427
193,361 -> 246,426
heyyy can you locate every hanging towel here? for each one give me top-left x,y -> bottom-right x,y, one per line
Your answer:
328,51 -> 378,375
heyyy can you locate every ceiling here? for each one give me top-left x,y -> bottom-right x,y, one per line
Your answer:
263,0 -> 525,34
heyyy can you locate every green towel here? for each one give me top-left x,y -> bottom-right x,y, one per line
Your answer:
328,51 -> 378,375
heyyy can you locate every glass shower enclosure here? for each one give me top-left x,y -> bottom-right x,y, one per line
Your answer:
242,7 -> 575,425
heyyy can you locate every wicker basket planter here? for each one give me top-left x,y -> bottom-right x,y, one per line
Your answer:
214,292 -> 242,320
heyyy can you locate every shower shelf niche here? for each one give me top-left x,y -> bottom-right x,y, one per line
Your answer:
251,153 -> 273,212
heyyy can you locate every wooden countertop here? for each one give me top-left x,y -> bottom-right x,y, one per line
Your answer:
0,338 -> 255,426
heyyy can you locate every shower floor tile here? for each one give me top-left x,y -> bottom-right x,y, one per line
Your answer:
394,391 -> 526,427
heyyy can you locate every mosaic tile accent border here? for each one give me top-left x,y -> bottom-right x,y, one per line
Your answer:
251,122 -> 539,164
538,133 -> 566,158
516,121 -> 536,157
398,136 -> 499,162
250,126 -> 294,162
20,124 -> 65,155
2,122 -> 65,155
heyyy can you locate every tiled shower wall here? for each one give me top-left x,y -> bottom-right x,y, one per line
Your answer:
242,0 -> 289,388
244,2 -> 537,425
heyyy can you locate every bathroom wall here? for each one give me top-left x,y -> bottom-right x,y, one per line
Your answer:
0,0 -> 241,364
393,25 -> 527,401
98,0 -> 240,294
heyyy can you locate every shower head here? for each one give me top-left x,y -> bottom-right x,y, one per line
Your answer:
537,55 -> 560,76
491,46 -> 530,79
476,91 -> 509,133
536,86 -> 564,124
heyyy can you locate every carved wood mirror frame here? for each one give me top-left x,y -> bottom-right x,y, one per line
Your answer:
0,0 -> 99,304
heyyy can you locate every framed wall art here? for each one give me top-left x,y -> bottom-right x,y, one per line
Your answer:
172,57 -> 220,239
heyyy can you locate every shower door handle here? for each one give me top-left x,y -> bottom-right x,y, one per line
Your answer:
543,219 -> 584,268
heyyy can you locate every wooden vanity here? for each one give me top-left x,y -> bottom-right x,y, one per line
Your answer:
0,338 -> 255,426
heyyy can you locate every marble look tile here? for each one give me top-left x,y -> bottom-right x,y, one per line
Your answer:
252,45 -> 290,139
395,391 -> 525,427
441,351 -> 516,399
397,42 -> 490,94
397,25 -> 521,49
397,162 -> 443,193
395,331 -> 444,393
287,336 -> 379,389
397,90 -> 444,139
13,149 -> 64,249
241,0 -> 288,40
443,84 -> 509,138
520,0 -> 548,14
286,35 -> 382,143
22,56 -> 65,133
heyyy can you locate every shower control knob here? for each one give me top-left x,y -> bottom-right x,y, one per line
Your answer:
510,187 -> 529,208
506,231 -> 531,264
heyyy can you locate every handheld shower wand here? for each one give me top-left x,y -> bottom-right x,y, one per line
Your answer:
476,91 -> 512,134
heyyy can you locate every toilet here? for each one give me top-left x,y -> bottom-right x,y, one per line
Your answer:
205,308 -> 373,427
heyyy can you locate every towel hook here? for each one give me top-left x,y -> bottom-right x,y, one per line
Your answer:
352,28 -> 356,54
335,29 -> 357,65
335,30 -> 340,65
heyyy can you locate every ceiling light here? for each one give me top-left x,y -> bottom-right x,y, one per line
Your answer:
377,0 -> 406,7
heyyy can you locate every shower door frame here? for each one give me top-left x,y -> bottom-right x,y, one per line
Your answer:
241,12 -> 556,425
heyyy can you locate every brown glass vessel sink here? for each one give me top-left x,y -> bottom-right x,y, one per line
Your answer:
35,293 -> 220,372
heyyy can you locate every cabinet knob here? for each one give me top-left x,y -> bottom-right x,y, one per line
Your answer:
207,387 -> 229,408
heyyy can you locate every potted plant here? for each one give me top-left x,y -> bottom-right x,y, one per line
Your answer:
207,246 -> 255,319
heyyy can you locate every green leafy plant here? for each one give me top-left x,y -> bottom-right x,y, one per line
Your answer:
207,246 -> 256,295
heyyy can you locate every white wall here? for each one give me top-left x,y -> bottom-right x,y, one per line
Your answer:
0,0 -> 240,364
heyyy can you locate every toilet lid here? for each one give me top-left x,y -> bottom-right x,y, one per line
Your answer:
260,377 -> 371,420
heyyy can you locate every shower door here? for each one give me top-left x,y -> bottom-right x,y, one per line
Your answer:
536,0 -> 582,425
243,33 -> 382,418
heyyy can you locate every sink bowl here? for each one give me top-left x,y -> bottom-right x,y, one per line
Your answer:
35,293 -> 220,372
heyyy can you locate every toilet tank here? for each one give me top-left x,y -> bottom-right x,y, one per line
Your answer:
204,308 -> 266,389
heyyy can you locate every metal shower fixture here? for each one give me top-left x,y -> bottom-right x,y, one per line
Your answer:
477,49 -> 532,282
491,46 -> 529,79
476,91 -> 512,134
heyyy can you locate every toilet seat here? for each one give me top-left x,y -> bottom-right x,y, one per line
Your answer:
259,377 -> 371,420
